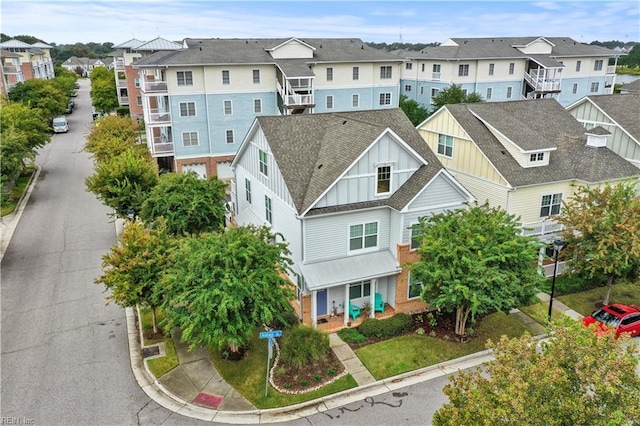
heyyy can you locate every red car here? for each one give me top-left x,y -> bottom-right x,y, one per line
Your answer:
582,303 -> 640,338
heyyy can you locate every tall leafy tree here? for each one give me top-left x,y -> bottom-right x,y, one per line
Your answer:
399,94 -> 429,126
95,220 -> 175,333
140,172 -> 227,236
8,79 -> 67,119
431,84 -> 483,112
90,77 -> 118,113
557,180 -> 640,305
85,115 -> 148,164
85,151 -> 158,219
409,203 -> 543,335
433,321 -> 640,425
159,226 -> 295,353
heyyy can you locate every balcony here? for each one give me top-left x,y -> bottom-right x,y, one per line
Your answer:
606,65 -> 616,74
147,109 -> 171,125
118,96 -> 129,105
150,136 -> 174,155
524,70 -> 561,93
276,80 -> 314,108
431,72 -> 441,80
117,79 -> 127,88
114,59 -> 125,71
141,80 -> 168,93
3,66 -> 19,74
521,219 -> 563,237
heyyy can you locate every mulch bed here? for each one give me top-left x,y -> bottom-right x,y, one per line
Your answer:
270,349 -> 345,393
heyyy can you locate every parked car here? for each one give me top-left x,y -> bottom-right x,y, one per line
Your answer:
70,91 -> 78,97
74,82 -> 80,89
582,303 -> 640,338
65,100 -> 74,114
52,116 -> 69,133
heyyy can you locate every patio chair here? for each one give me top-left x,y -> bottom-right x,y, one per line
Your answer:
374,293 -> 385,313
349,302 -> 361,322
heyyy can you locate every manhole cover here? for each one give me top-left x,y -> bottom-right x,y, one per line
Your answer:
142,346 -> 160,358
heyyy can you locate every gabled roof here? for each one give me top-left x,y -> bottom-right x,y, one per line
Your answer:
1,49 -> 21,58
114,38 -> 147,49
443,99 -> 638,187
134,38 -> 402,67
241,109 -> 445,215
134,37 -> 182,51
264,38 -> 316,52
578,94 -> 640,142
0,39 -> 32,48
31,42 -> 52,48
621,79 -> 640,93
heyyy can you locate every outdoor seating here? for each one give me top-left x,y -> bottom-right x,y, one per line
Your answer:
349,302 -> 361,322
374,293 -> 385,313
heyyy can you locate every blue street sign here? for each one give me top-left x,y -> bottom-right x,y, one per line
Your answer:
259,330 -> 282,339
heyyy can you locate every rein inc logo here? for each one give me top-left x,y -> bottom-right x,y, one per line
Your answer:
1,418 -> 35,425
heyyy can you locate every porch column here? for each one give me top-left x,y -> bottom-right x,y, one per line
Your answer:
537,246 -> 545,275
344,285 -> 350,326
311,290 -> 317,329
369,278 -> 377,318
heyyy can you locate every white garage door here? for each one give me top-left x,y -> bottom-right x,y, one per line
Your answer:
183,163 -> 207,179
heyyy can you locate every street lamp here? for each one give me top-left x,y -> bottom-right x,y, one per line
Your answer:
548,239 -> 566,322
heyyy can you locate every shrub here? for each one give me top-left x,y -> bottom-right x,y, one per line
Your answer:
359,318 -> 384,338
337,327 -> 367,344
279,325 -> 329,369
270,309 -> 300,330
359,313 -> 413,338
116,106 -> 130,116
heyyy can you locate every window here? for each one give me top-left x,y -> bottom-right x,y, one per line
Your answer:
594,60 -> 603,71
590,82 -> 600,93
488,63 -> 495,76
458,64 -> 469,77
222,70 -> 230,85
349,280 -> 371,300
223,100 -> 232,115
349,222 -> 378,251
179,101 -> 196,117
253,99 -> 262,113
421,63 -> 425,72
540,193 -> 562,217
259,149 -> 268,176
182,131 -> 198,147
376,165 -> 391,194
380,65 -> 392,79
265,196 -> 272,224
252,69 -> 260,84
352,66 -> 359,80
420,87 -> 424,95
225,130 -> 234,144
529,152 -> 544,162
506,86 -> 513,99
437,134 -> 454,157
379,92 -> 391,105
326,95 -> 334,109
462,88 -> 468,96
430,88 -> 439,102
575,60 -> 582,72
245,179 -> 252,204
509,63 -> 515,75
408,272 -> 423,299
405,84 -> 412,92
136,96 -> 142,106
405,63 -> 413,70
134,78 -> 140,88
432,64 -> 441,73
177,71 -> 193,86
326,67 -> 333,81
572,83 -> 578,94
410,226 -> 422,250
352,94 -> 359,108
486,87 -> 492,100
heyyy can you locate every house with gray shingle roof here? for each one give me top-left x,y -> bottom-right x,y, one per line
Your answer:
60,56 -> 112,76
399,36 -> 621,109
619,79 -> 640,95
0,39 -> 55,82
231,108 -> 474,330
567,94 -> 640,168
417,98 -> 639,240
131,37 -> 404,181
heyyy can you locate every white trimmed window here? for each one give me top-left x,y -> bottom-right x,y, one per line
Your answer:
326,67 -> 333,81
222,70 -> 230,85
540,193 -> 562,217
376,165 -> 391,194
259,149 -> 268,176
379,92 -> 391,105
422,63 -> 425,72
252,69 -> 260,84
506,86 -> 513,99
594,60 -> 603,71
136,96 -> 142,106
590,82 -> 599,93
380,65 -> 392,79
177,71 -> 193,86
530,152 -> 544,162
405,84 -> 412,92
254,99 -> 262,113
458,64 -> 469,77
265,196 -> 272,224
576,60 -> 582,72
349,222 -> 378,252
488,63 -> 495,75
437,134 -> 454,158
352,66 -> 359,80
486,87 -> 492,100
182,131 -> 198,147
352,94 -> 359,108
179,101 -> 196,117
509,62 -> 515,75
225,130 -> 234,144
410,226 -> 422,250
349,280 -> 371,300
408,272 -> 423,299
572,83 -> 578,94
326,95 -> 334,109
405,63 -> 413,70
134,78 -> 140,88
223,100 -> 232,115
245,178 -> 251,204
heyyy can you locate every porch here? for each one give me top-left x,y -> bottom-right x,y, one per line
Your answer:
316,304 -> 397,333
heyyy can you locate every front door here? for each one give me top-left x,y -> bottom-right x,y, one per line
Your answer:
317,289 -> 327,316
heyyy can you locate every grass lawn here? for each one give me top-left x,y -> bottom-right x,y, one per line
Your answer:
139,307 -> 179,377
139,307 -> 166,345
519,301 -> 565,325
356,311 -> 528,380
557,280 -> 640,316
1,166 -> 35,217
210,330 -> 357,409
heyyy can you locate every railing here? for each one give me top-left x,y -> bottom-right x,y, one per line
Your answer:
276,80 -> 314,107
141,80 -> 168,93
147,109 -> 171,124
114,59 -> 125,70
604,87 -> 614,95
521,219 -> 563,237
3,66 -> 19,74
431,72 -> 441,80
606,65 -> 616,74
117,79 -> 127,88
524,70 -> 561,92
150,137 -> 174,154
118,96 -> 129,105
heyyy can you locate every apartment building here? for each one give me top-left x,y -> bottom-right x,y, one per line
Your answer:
132,37 -> 403,179
1,49 -> 24,96
61,56 -> 113,77
0,39 -> 55,90
400,37 -> 621,108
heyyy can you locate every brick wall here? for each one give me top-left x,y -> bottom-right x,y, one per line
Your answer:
395,243 -> 429,313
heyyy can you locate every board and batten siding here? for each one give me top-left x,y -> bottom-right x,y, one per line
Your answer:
389,209 -> 403,252
418,112 -> 507,185
303,208 -> 391,264
269,40 -> 314,59
315,133 -> 423,208
452,171 -> 510,210
510,181 -> 577,224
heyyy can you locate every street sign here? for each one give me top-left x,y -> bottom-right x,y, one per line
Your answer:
259,330 -> 282,339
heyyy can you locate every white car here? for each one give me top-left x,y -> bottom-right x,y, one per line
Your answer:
52,116 -> 69,133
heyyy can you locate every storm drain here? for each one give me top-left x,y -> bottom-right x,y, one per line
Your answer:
142,346 -> 160,358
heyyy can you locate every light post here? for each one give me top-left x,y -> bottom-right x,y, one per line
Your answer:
548,239 -> 566,322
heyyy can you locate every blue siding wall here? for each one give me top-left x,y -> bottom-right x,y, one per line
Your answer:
314,85 -> 399,113
557,76 -> 607,106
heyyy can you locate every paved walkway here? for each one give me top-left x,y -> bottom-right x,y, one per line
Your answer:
329,333 -> 376,385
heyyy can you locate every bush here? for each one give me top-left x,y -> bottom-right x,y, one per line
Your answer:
269,309 -> 300,331
358,313 -> 413,338
337,327 -> 367,344
538,272 -> 603,295
116,106 -> 130,116
279,325 -> 329,369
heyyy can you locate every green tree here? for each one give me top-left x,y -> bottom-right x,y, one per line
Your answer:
159,226 -> 295,353
85,115 -> 148,164
85,151 -> 159,219
8,79 -> 67,119
557,180 -> 640,305
399,94 -> 429,126
431,84 -> 483,113
409,203 -> 543,335
95,220 -> 175,332
140,172 -> 227,236
433,321 -> 640,425
90,77 -> 118,113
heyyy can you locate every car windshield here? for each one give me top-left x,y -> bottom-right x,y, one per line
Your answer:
53,118 -> 66,125
592,309 -> 622,328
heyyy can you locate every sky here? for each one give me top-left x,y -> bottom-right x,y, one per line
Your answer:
1,1 -> 639,46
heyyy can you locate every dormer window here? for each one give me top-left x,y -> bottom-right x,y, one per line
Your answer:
530,152 -> 544,162
376,165 -> 391,194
